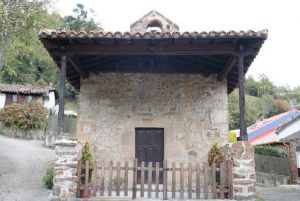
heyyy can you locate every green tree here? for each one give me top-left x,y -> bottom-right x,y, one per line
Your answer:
62,3 -> 102,32
0,0 -> 48,70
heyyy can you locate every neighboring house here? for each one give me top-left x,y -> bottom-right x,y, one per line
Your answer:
0,83 -> 57,110
276,115 -> 300,178
39,11 -> 267,164
242,110 -> 300,183
246,110 -> 300,145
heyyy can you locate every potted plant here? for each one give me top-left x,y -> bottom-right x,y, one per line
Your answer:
79,142 -> 94,198
207,142 -> 224,167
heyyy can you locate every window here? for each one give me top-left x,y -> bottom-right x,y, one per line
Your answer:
146,20 -> 163,32
12,95 -> 17,103
28,95 -> 33,102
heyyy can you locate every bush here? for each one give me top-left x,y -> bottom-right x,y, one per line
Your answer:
208,143 -> 224,166
0,102 -> 48,129
228,131 -> 237,143
43,168 -> 53,189
254,145 -> 287,158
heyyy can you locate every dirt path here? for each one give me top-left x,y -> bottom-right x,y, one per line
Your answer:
0,135 -> 55,201
257,185 -> 300,201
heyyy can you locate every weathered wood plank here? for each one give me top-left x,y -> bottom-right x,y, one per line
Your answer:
212,163 -> 216,199
155,162 -> 159,198
204,162 -> 209,199
188,162 -> 192,199
124,161 -> 129,196
220,162 -> 225,199
84,161 -> 89,197
148,162 -> 152,198
238,54 -> 247,140
227,160 -> 233,199
92,161 -> 97,197
100,161 -> 105,196
172,162 -> 176,198
76,160 -> 82,198
116,161 -> 121,196
132,159 -> 137,199
196,163 -> 200,199
58,55 -> 66,136
141,162 -> 145,197
108,161 -> 113,196
180,163 -> 184,199
163,160 -> 168,200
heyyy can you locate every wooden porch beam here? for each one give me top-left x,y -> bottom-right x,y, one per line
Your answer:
238,54 -> 247,141
68,57 -> 88,79
58,55 -> 66,136
217,56 -> 237,81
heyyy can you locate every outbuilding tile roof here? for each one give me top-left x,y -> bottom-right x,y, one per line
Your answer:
39,29 -> 268,39
0,84 -> 56,95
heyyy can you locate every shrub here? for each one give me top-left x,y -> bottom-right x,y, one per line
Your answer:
228,131 -> 237,143
0,102 -> 48,130
43,168 -> 53,189
254,145 -> 287,158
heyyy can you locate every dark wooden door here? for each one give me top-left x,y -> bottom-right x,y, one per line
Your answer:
135,128 -> 164,183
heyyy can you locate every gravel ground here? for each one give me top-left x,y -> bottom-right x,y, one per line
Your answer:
257,185 -> 300,201
0,135 -> 55,201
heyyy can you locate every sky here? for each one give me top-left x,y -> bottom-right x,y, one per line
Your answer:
50,0 -> 300,88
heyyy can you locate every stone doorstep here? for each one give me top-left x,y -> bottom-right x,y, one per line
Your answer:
69,199 -> 236,201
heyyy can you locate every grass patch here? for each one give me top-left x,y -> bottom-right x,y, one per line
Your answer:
257,196 -> 265,201
43,167 -> 53,189
65,99 -> 78,112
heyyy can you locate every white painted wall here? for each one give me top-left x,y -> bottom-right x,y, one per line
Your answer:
276,118 -> 300,141
0,93 -> 6,109
43,91 -> 56,110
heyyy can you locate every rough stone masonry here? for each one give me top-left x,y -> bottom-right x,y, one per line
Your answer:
77,72 -> 229,164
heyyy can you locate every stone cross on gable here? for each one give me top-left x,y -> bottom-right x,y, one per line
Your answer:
130,10 -> 179,33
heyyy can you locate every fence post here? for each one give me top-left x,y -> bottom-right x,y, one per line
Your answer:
76,160 -> 82,198
84,161 -> 89,197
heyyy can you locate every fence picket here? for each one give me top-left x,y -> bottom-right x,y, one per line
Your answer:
124,161 -> 129,196
188,162 -> 192,199
100,161 -> 105,196
92,161 -> 97,197
204,162 -> 208,199
148,162 -> 152,198
116,161 -> 121,196
180,163 -> 184,199
155,162 -> 159,198
212,163 -> 216,199
196,163 -> 200,199
84,161 -> 89,197
172,162 -> 176,198
227,160 -> 233,199
108,161 -> 113,196
163,160 -> 168,200
220,162 -> 225,199
132,159 -> 137,199
141,162 -> 145,197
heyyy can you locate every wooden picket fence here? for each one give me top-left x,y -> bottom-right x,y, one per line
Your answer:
77,159 -> 233,199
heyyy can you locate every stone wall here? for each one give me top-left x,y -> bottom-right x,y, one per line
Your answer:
52,137 -> 82,201
77,73 -> 228,164
229,141 -> 257,201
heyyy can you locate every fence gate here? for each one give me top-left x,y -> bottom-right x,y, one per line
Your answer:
77,159 -> 233,200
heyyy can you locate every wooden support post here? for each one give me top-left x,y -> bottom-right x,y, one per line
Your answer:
163,160 -> 168,200
237,54 -> 248,141
58,55 -> 66,136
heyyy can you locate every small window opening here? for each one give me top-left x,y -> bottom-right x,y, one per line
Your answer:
146,20 -> 163,32
12,94 -> 17,103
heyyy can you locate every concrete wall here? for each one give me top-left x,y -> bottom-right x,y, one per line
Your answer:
77,73 -> 229,163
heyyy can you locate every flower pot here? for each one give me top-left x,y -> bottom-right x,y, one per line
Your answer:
80,186 -> 93,198
216,186 -> 229,199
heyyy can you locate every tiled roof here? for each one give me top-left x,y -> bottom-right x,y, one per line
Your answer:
0,84 -> 56,95
39,29 -> 268,39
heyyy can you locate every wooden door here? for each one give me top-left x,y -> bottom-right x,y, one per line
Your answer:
135,128 -> 164,183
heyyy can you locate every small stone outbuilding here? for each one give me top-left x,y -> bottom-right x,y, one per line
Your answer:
39,11 -> 267,200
